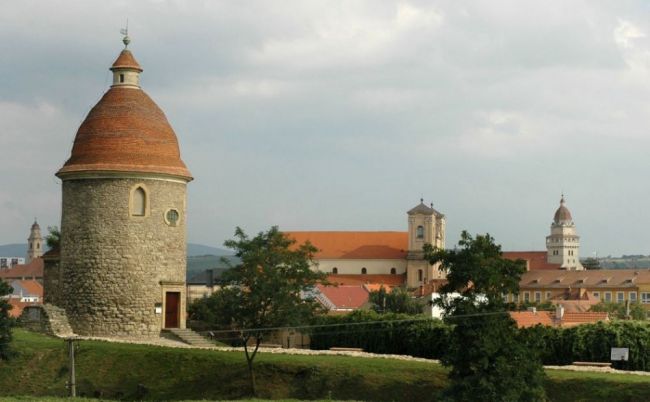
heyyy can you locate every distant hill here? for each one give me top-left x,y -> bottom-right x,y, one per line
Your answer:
0,244 -> 27,258
0,242 -> 232,258
187,243 -> 233,257
598,256 -> 650,270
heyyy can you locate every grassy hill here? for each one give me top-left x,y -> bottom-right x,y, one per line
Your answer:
2,330 -> 650,401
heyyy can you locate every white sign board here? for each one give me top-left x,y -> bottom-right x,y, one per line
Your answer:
611,347 -> 629,361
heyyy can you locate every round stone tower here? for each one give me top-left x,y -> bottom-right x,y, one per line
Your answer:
55,37 -> 193,337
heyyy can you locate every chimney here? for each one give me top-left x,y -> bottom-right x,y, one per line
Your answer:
556,304 -> 565,321
527,306 -> 537,314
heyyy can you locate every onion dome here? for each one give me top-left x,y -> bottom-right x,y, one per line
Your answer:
553,196 -> 573,225
57,40 -> 192,181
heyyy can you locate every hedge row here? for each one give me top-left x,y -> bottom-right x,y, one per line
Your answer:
309,311 -> 650,371
309,310 -> 451,359
519,320 -> 650,371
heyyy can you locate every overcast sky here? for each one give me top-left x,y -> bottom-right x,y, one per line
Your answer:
2,1 -> 650,257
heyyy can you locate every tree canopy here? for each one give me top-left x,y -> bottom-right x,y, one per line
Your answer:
424,231 -> 546,402
190,226 -> 326,396
368,286 -> 424,315
0,279 -> 14,360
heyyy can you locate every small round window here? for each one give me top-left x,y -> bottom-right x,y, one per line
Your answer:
165,208 -> 180,226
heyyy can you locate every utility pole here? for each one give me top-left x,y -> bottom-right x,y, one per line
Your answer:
67,337 -> 76,397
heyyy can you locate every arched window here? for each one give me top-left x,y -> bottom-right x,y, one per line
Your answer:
418,269 -> 423,282
416,225 -> 424,239
36,243 -> 40,249
332,267 -> 338,274
361,267 -> 367,275
390,267 -> 396,275
132,187 -> 146,216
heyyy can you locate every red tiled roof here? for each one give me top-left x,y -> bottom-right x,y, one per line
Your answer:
286,231 -> 408,259
57,86 -> 192,180
503,251 -> 561,271
558,311 -> 608,327
510,311 -> 554,328
316,284 -> 369,309
0,258 -> 43,280
550,299 -> 599,312
520,269 -> 650,288
326,274 -> 406,287
10,280 -> 43,298
110,49 -> 143,72
510,310 -> 609,328
42,248 -> 60,259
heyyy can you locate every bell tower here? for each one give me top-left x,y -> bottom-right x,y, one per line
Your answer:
406,199 -> 446,288
546,195 -> 583,270
27,219 -> 44,263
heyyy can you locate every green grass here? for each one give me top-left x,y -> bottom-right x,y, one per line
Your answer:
1,329 -> 649,401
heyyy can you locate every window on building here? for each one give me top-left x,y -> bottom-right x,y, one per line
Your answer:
534,292 -> 541,302
630,292 -> 637,302
416,225 -> 424,239
513,293 -> 519,303
132,187 -> 146,216
604,292 -> 612,302
502,293 -> 508,302
545,291 -> 551,300
524,292 -> 530,302
418,269 -> 423,282
617,292 -> 625,303
390,267 -> 396,275
120,73 -> 125,83
361,267 -> 367,275
593,291 -> 600,300
641,292 -> 650,304
332,267 -> 338,274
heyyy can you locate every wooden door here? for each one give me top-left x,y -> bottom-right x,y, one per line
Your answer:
165,292 -> 180,328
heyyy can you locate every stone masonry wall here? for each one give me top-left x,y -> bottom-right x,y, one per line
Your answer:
59,176 -> 187,337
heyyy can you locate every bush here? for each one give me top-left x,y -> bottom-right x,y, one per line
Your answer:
309,310 -> 451,359
519,320 -> 650,371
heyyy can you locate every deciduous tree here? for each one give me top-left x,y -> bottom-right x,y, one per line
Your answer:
424,231 -> 546,402
201,226 -> 326,396
0,279 -> 14,360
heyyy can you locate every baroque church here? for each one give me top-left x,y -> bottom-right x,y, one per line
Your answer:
43,35 -> 192,337
286,199 -> 446,289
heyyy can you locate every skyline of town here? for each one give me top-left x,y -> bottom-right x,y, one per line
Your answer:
2,2 -> 650,256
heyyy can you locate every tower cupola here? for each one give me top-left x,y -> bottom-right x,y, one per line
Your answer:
110,34 -> 142,88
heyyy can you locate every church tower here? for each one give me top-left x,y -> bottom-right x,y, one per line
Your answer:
406,199 -> 446,288
53,35 -> 193,337
26,220 -> 43,263
546,196 -> 583,270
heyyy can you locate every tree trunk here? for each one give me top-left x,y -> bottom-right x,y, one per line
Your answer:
243,334 -> 262,397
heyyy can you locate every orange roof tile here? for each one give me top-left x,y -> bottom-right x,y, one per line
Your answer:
285,231 -> 408,259
316,284 -> 369,309
510,311 -> 554,328
110,49 -> 143,72
503,251 -> 561,271
0,258 -> 43,280
326,274 -> 406,287
557,311 -> 608,327
520,269 -> 650,289
10,280 -> 43,298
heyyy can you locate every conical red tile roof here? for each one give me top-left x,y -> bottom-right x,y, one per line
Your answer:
57,49 -> 191,180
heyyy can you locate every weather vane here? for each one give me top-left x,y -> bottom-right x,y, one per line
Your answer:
120,19 -> 130,48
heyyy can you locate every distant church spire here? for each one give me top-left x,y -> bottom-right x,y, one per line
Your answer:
27,219 -> 43,263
